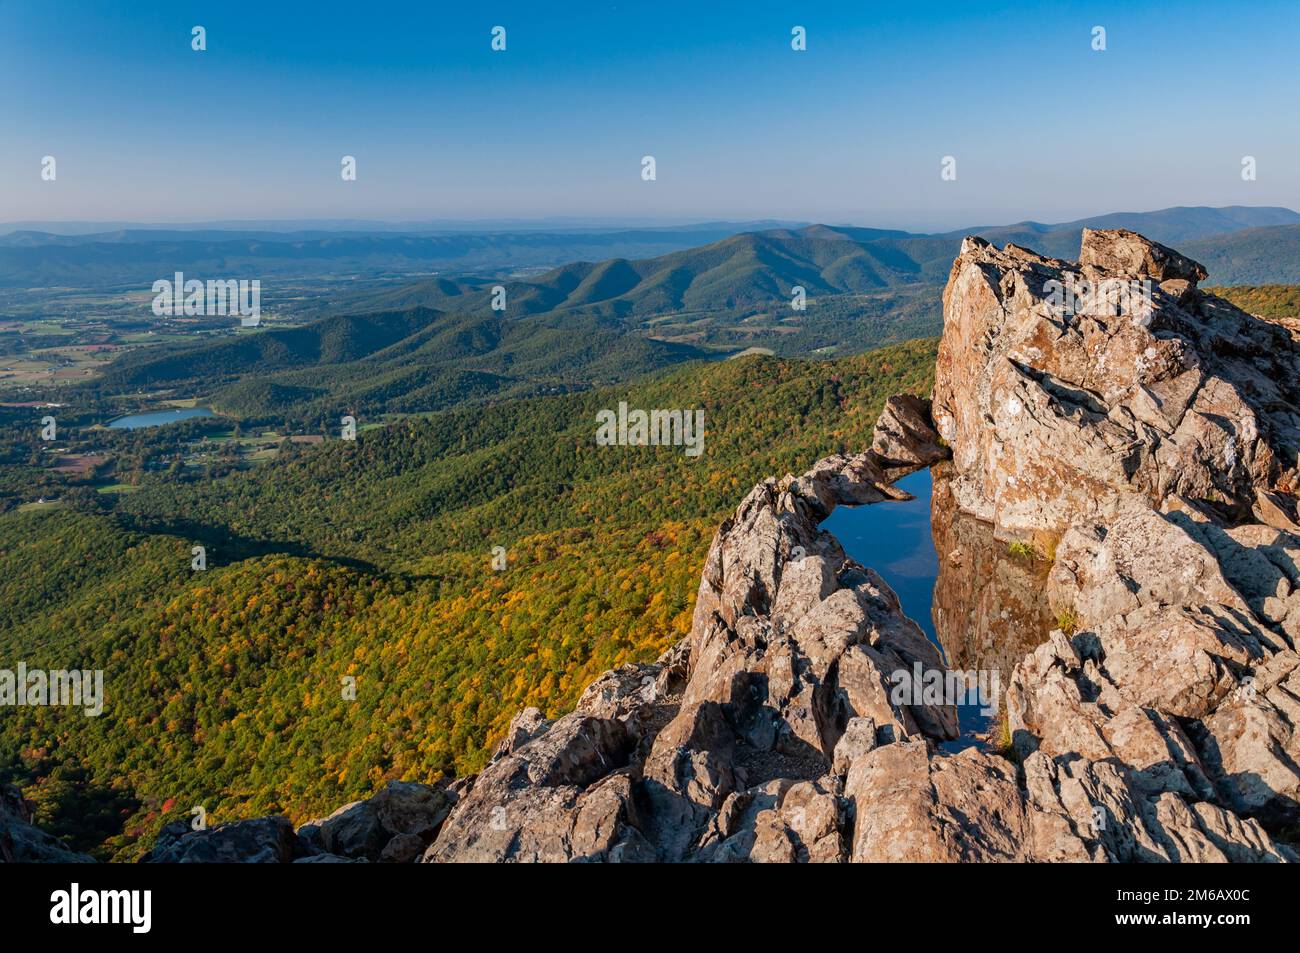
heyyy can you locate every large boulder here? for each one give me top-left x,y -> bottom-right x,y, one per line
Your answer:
871,394 -> 950,470
302,779 -> 457,862
952,231 -> 1300,838
933,230 -> 1300,538
146,816 -> 304,863
423,712 -> 647,863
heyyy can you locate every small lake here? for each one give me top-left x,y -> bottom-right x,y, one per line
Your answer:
107,407 -> 214,430
821,467 -> 992,752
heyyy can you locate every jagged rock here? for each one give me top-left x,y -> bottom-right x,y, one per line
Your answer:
379,832 -> 427,864
490,707 -> 551,761
575,662 -> 662,725
683,459 -> 958,759
698,777 -> 845,862
641,701 -> 739,860
310,802 -> 383,859
846,741 -> 1041,862
1199,656 -> 1300,827
423,711 -> 644,862
1077,227 -> 1208,283
1019,750 -> 1292,863
934,229 -> 1300,538
307,779 -> 456,862
871,394 -> 950,469
831,716 -> 877,777
1253,489 -> 1300,532
957,230 -> 1300,842
146,816 -> 304,863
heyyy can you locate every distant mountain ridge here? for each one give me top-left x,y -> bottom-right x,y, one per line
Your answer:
70,205 -> 1300,420
962,205 -> 1300,247
344,227 -> 942,317
339,206 -> 1300,317
4,206 -> 1299,291
0,223 -> 802,288
0,217 -> 800,235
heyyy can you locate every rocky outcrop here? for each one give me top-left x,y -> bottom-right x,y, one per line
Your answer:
933,228 -> 1300,541
147,816 -> 306,863
140,779 -> 458,863
871,394 -> 950,471
299,779 -> 458,862
423,416 -> 961,863
939,229 -> 1300,848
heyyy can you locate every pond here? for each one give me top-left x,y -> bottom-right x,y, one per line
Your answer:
821,466 -> 1051,752
822,468 -> 938,640
107,407 -> 215,430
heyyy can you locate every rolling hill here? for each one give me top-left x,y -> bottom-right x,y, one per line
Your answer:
6,207 -> 1298,296
91,306 -> 712,422
344,227 -> 940,317
75,205 -> 1300,422
338,206 -> 1300,319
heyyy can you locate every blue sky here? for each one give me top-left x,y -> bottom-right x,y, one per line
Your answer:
3,0 -> 1299,229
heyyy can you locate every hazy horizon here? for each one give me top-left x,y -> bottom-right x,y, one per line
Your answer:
6,203 -> 1299,238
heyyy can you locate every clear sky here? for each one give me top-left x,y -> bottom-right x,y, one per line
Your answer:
3,0 -> 1299,230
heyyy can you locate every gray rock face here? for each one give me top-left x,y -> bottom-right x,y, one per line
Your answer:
943,229 -> 1300,852
139,780 -> 457,863
1077,227 -> 1208,283
146,817 -> 305,863
871,394 -> 950,470
306,780 -> 457,862
424,710 -> 649,863
933,229 -> 1300,540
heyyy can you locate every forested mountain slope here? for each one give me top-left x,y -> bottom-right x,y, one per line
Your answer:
0,339 -> 936,859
